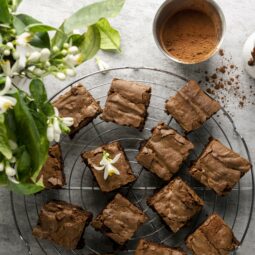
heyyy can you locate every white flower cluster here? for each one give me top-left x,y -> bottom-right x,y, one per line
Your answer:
47,107 -> 74,142
0,32 -> 82,85
0,140 -> 19,184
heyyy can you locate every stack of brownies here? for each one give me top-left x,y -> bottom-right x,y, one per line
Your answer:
32,79 -> 251,254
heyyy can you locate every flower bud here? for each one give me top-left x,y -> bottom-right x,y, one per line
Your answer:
62,117 -> 74,127
52,46 -> 59,53
28,51 -> 41,63
65,68 -> 76,77
6,42 -> 14,49
34,68 -> 45,76
63,43 -> 69,49
40,48 -> 51,62
47,124 -> 54,142
56,72 -> 66,80
0,162 -> 4,172
3,49 -> 10,56
61,49 -> 67,56
13,51 -> 19,60
68,46 -> 79,54
5,165 -> 16,177
45,61 -> 51,67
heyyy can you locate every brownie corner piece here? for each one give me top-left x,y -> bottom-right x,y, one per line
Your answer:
37,143 -> 65,189
32,200 -> 92,250
53,84 -> 102,137
165,80 -> 221,132
189,138 -> 251,196
136,122 -> 194,181
135,239 -> 186,255
148,177 -> 204,233
92,193 -> 148,245
186,214 -> 240,255
81,141 -> 136,192
101,78 -> 151,130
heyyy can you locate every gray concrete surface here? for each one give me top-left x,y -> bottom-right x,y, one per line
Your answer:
1,0 -> 255,254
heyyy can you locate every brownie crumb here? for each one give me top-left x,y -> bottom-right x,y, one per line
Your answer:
248,47 -> 255,66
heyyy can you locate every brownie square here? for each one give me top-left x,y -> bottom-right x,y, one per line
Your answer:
189,138 -> 251,196
135,239 -> 186,255
148,178 -> 204,233
136,122 -> 194,181
186,214 -> 240,255
165,80 -> 221,132
101,78 -> 151,130
32,200 -> 92,250
37,143 -> 65,189
81,141 -> 136,192
53,84 -> 102,137
92,193 -> 148,245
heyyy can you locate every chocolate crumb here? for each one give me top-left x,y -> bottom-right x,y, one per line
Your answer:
219,49 -> 224,56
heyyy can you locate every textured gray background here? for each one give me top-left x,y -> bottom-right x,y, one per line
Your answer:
1,0 -> 255,254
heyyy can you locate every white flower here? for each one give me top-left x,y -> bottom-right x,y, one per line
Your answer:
56,72 -> 66,80
40,48 -> 51,62
52,46 -> 59,53
3,49 -> 10,56
27,51 -> 41,63
33,68 -> 45,76
93,151 -> 121,180
65,68 -> 76,77
62,117 -> 74,126
0,76 -> 17,114
46,107 -> 73,142
6,42 -> 14,49
96,56 -> 109,72
68,46 -> 79,54
16,32 -> 32,46
5,164 -> 16,177
0,162 -> 4,172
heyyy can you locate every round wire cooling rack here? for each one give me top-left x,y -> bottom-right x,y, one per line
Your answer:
10,67 -> 254,255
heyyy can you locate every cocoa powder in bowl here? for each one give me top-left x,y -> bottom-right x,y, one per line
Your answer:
160,9 -> 219,63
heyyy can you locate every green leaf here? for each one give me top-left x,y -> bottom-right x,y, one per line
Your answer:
10,0 -> 22,12
29,79 -> 47,104
96,18 -> 120,51
0,0 -> 11,24
51,23 -> 67,48
15,145 -> 31,181
0,172 -> 7,186
8,179 -> 45,195
25,23 -> 60,33
13,14 -> 41,34
13,14 -> 51,48
63,0 -> 125,34
29,79 -> 54,116
0,114 -> 12,160
13,92 -> 49,182
79,25 -> 101,62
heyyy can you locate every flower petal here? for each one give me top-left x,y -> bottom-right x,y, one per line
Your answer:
8,175 -> 20,184
100,158 -> 109,166
0,76 -> 12,96
93,165 -> 105,171
104,164 -> 109,180
110,165 -> 120,175
47,125 -> 54,142
111,153 -> 121,164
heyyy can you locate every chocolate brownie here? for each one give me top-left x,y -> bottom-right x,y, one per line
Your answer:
148,178 -> 204,233
101,78 -> 151,130
37,144 -> 65,188
165,80 -> 221,132
135,239 -> 186,255
81,142 -> 136,192
136,123 -> 194,181
92,193 -> 148,245
53,84 -> 102,137
189,138 -> 251,196
32,200 -> 92,250
186,214 -> 240,255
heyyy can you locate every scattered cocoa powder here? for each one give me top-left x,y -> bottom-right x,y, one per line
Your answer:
161,9 -> 219,63
197,49 -> 255,110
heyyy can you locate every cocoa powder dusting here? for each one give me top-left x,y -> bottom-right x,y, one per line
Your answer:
199,49 -> 255,111
161,10 -> 218,63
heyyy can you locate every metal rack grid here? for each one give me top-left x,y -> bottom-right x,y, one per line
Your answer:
10,67 -> 254,255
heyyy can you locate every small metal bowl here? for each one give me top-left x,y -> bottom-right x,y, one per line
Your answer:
153,0 -> 226,64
